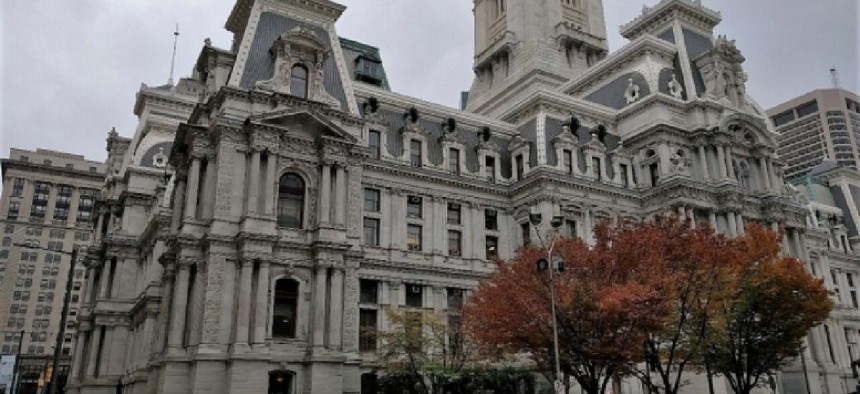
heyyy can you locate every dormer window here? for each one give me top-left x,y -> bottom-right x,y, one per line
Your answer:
290,65 -> 309,99
410,140 -> 422,167
448,148 -> 460,174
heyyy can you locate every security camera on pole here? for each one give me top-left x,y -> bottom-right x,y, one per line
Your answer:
529,213 -> 566,394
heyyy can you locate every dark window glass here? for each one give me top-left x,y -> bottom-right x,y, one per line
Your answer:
369,130 -> 381,158
592,157 -> 602,182
447,203 -> 461,225
405,285 -> 423,308
272,279 -> 299,338
620,164 -> 629,187
407,196 -> 422,218
407,224 -> 422,251
364,189 -> 380,212
290,65 -> 309,99
359,280 -> 378,304
359,309 -> 378,352
448,230 -> 462,256
410,140 -> 422,167
485,156 -> 496,182
515,155 -> 524,179
449,148 -> 460,174
486,236 -> 499,260
566,220 -> 578,238
563,150 -> 573,174
363,218 -> 380,246
11,179 -> 24,197
649,162 -> 660,186
521,222 -> 531,247
277,173 -> 305,228
7,202 -> 19,220
485,209 -> 498,230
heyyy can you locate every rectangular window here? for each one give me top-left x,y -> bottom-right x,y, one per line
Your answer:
359,309 -> 378,352
447,288 -> 464,310
368,130 -> 381,159
649,162 -> 660,186
825,325 -> 836,363
364,188 -> 381,212
448,230 -> 462,256
4,225 -> 13,234
406,285 -> 423,308
563,149 -> 573,174
566,220 -> 578,238
410,139 -> 422,167
447,203 -> 461,225
515,155 -> 524,179
448,148 -> 460,174
406,224 -> 423,251
486,236 -> 499,260
593,157 -> 602,182
485,156 -> 496,182
11,179 -> 24,197
485,209 -> 498,230
620,163 -> 629,187
522,222 -> 531,247
849,273 -> 855,287
363,218 -> 380,247
8,201 -> 20,220
359,280 -> 378,304
407,196 -> 422,218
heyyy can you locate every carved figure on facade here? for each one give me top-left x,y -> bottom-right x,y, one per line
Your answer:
624,78 -> 641,104
695,35 -> 748,108
669,148 -> 690,174
667,73 -> 684,99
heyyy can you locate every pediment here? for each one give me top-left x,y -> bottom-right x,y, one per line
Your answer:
251,109 -> 358,143
721,112 -> 774,147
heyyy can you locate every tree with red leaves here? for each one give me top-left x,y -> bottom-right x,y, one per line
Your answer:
463,223 -> 674,394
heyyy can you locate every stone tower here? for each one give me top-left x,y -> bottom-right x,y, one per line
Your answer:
466,0 -> 609,115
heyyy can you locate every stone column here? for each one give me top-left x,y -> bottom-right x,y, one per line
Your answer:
725,149 -> 736,179
727,212 -> 738,237
716,145 -> 728,179
69,331 -> 87,380
184,157 -> 201,220
758,157 -> 770,192
98,264 -> 111,299
472,204 -> 485,259
584,209 -> 594,246
98,327 -> 113,376
698,145 -> 710,181
171,178 -> 186,231
432,197 -> 446,254
768,158 -> 781,190
709,211 -> 718,230
201,158 -> 218,220
247,150 -> 261,215
84,268 -> 96,304
462,204 -> 473,258
313,266 -> 328,347
677,206 -> 686,219
85,328 -> 101,377
253,261 -> 270,345
235,260 -> 253,345
687,208 -> 695,228
319,164 -> 332,224
264,153 -> 277,216
168,264 -> 190,348
737,214 -> 746,235
329,268 -> 344,350
335,165 -> 347,225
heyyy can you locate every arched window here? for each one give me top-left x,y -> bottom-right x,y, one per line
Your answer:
269,370 -> 295,394
272,278 -> 299,338
290,65 -> 308,99
278,173 -> 304,228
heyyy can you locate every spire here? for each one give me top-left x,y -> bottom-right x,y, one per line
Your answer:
168,23 -> 180,86
830,66 -> 841,89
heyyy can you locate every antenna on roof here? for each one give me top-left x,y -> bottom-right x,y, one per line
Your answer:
830,66 -> 840,89
168,23 -> 180,86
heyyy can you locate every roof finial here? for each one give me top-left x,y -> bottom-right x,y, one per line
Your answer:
830,66 -> 841,89
168,23 -> 180,86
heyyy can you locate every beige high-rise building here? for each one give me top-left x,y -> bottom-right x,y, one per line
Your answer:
0,148 -> 105,360
767,88 -> 860,181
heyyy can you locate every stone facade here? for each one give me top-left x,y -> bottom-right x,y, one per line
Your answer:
66,0 -> 858,393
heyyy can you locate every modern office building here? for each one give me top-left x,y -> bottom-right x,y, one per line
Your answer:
60,0 -> 859,393
768,88 -> 860,181
0,149 -> 105,381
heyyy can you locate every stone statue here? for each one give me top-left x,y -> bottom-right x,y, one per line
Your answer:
625,78 -> 641,104
713,61 -> 727,99
311,55 -> 340,107
668,74 -> 683,99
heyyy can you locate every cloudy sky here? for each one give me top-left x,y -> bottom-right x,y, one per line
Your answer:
1,0 -> 857,162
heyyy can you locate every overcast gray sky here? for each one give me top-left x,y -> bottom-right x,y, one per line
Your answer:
1,1 -> 857,162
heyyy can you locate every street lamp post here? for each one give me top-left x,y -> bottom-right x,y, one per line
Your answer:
14,244 -> 79,394
530,213 -> 566,394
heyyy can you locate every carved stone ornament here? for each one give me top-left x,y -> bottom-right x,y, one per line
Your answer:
553,125 -> 579,147
695,35 -> 748,108
624,78 -> 641,104
667,74 -> 684,99
255,27 -> 340,107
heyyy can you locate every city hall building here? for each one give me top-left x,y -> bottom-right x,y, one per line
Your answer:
63,0 -> 860,393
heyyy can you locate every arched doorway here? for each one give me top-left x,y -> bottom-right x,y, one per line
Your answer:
268,370 -> 294,394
